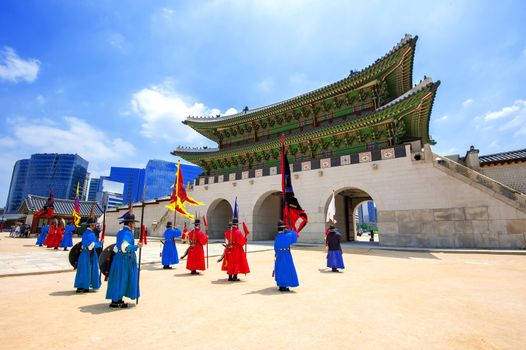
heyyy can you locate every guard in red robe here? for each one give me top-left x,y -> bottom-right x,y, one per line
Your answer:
186,219 -> 208,275
222,219 -> 250,281
44,219 -> 58,247
49,219 -> 65,249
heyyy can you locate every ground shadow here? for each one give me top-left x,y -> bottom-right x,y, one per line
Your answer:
210,278 -> 246,285
79,302 -> 135,315
173,272 -> 204,278
244,287 -> 296,296
49,290 -> 79,296
318,268 -> 344,274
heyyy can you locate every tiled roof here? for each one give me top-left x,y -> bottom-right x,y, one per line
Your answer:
23,195 -> 103,216
185,34 -> 417,123
479,149 -> 526,165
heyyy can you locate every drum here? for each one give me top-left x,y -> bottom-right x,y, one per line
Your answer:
98,243 -> 116,277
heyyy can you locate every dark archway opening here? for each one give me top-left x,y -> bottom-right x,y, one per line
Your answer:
252,191 -> 282,241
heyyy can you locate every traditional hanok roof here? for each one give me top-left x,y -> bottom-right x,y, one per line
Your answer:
479,148 -> 526,165
184,34 -> 418,141
20,195 -> 103,216
173,78 -> 440,163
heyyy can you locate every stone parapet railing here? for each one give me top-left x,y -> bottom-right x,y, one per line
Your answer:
195,144 -> 408,187
433,153 -> 526,213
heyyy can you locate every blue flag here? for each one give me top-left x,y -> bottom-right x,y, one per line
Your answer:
233,197 -> 238,220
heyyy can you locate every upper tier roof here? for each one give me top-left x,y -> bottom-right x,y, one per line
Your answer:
183,34 -> 417,135
173,77 -> 439,159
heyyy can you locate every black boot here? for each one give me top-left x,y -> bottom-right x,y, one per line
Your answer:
190,270 -> 199,275
228,275 -> 233,281
163,265 -> 172,269
76,288 -> 83,293
332,268 -> 338,272
278,287 -> 288,292
232,274 -> 239,281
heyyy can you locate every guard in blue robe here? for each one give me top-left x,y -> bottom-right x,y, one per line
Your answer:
74,218 -> 102,292
60,222 -> 75,251
274,220 -> 299,292
36,223 -> 49,246
106,212 -> 142,308
162,221 -> 182,269
326,225 -> 345,272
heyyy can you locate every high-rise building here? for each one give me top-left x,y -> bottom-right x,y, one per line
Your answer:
5,159 -> 30,213
87,178 -> 102,201
144,160 -> 203,200
5,154 -> 89,213
108,167 -> 145,204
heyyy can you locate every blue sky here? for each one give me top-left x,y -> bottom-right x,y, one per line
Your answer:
1,0 -> 525,206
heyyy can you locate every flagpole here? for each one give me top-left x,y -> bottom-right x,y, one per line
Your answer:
99,192 -> 108,281
136,188 -> 146,305
204,214 -> 209,269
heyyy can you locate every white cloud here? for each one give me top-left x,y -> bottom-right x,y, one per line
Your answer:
162,7 -> 175,16
483,100 -> 526,121
256,77 -> 275,92
0,47 -> 40,83
462,99 -> 473,108
36,95 -> 45,104
130,82 -> 235,144
0,137 -> 16,147
224,107 -> 237,116
108,33 -> 126,50
436,115 -> 449,122
11,116 -> 135,162
522,48 -> 526,58
514,127 -> 526,137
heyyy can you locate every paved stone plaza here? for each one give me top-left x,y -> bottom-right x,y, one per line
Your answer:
1,233 -> 525,349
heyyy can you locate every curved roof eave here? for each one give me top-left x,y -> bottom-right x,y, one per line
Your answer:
184,34 -> 417,130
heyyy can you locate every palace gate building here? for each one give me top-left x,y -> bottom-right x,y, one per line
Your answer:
107,35 -> 526,248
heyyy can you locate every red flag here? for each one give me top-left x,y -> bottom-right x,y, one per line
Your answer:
34,191 -> 55,219
101,224 -> 106,242
141,224 -> 148,245
281,135 -> 308,233
202,215 -> 208,228
242,222 -> 250,236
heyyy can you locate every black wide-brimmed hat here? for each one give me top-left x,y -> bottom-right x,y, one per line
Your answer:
86,217 -> 97,225
166,221 -> 173,228
120,212 -> 139,224
232,218 -> 239,225
194,218 -> 201,225
277,220 -> 287,230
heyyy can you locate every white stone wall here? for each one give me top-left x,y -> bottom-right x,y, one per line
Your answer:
482,162 -> 526,194
102,145 -> 526,248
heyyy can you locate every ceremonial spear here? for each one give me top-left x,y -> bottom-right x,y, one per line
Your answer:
136,187 -> 147,305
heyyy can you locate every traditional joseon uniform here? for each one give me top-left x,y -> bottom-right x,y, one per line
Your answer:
60,224 -> 75,251
36,224 -> 49,246
222,221 -> 250,281
326,227 -> 344,272
186,220 -> 208,274
74,222 -> 102,292
106,213 -> 140,308
43,223 -> 57,247
162,221 -> 182,269
274,221 -> 299,292
49,222 -> 65,249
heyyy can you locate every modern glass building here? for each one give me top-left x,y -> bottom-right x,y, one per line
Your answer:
108,167 -> 145,204
144,160 -> 203,200
87,178 -> 101,201
5,159 -> 30,213
5,154 -> 89,213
